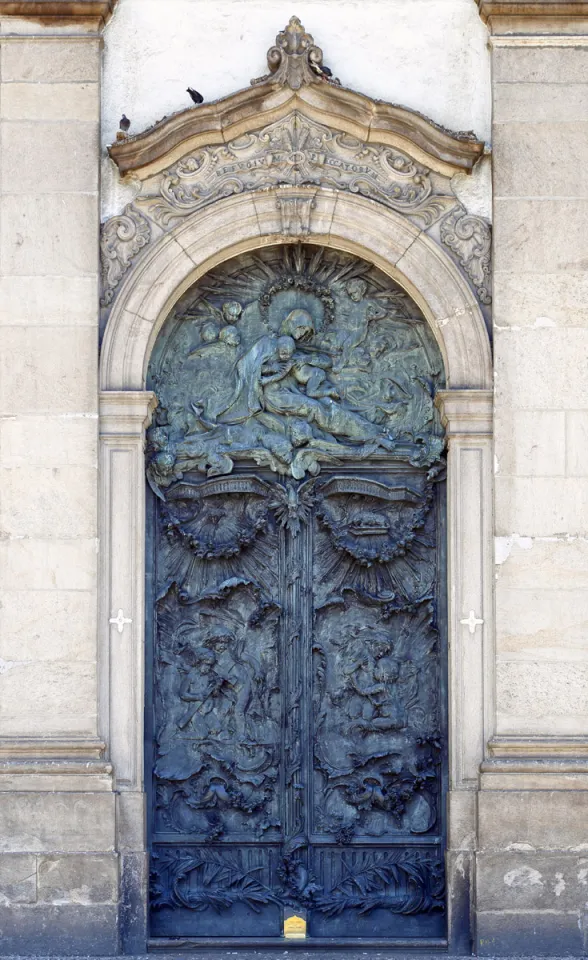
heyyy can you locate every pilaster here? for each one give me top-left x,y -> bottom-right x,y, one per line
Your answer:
436,389 -> 494,954
99,390 -> 156,954
475,3 -> 588,953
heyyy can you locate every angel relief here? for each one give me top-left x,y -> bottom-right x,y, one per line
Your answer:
147,244 -> 447,940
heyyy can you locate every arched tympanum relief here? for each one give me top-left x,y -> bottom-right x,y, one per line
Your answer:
145,243 -> 448,942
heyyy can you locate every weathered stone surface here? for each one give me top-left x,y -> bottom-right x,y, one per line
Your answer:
37,853 -> 118,905
0,194 -> 98,277
0,589 -> 96,661
493,199 -> 588,274
1,39 -> 101,83
477,909 -> 585,957
116,793 -> 145,853
496,661 -> 588,736
566,411 -> 588,477
0,82 -> 99,121
119,852 -> 147,954
0,661 -> 97,737
0,538 -> 97,591
493,270 -> 588,328
448,790 -> 477,851
0,855 -> 36,905
0,904 -> 118,956
0,466 -> 97,538
0,327 -> 98,415
478,790 -> 588,851
495,476 -> 588,537
1,121 -> 98,194
495,329 -> 588,410
495,535 -> 588,591
495,585 -> 588,661
494,46 -> 588,85
495,410 -> 565,477
493,121 -> 588,198
494,82 -> 588,123
446,850 -> 473,954
0,793 -> 114,853
0,276 -> 98,326
477,851 -> 588,911
0,415 -> 97,468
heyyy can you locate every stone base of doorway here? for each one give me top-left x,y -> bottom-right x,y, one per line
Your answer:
477,912 -> 587,958
0,904 -> 119,956
148,941 -> 448,951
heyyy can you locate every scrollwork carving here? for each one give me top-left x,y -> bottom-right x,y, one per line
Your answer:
440,203 -> 492,305
100,203 -> 150,305
135,113 -> 456,234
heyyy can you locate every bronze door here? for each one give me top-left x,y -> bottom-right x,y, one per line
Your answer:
145,246 -> 447,944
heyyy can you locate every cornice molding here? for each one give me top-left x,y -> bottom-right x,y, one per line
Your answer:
0,0 -> 117,27
478,0 -> 588,19
109,17 -> 484,180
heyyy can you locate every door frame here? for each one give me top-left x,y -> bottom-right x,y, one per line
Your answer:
98,188 -> 493,952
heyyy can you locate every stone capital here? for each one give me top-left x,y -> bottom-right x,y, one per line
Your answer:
435,389 -> 493,438
99,390 -> 157,437
0,1 -> 117,29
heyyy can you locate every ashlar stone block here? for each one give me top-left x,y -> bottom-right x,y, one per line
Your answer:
0,589 -> 96,662
478,789 -> 588,851
0,661 -> 97,738
493,121 -> 588,198
0,538 -> 98,591
1,39 -> 101,83
0,326 -> 98,415
0,793 -> 115,854
495,410 -> 565,477
496,661 -> 588,736
0,276 -> 98,327
38,854 -> 118,905
495,535 -> 588,591
0,465 -> 98,539
0,193 -> 98,278
0,855 -> 36,905
495,584 -> 588,661
0,82 -> 99,122
1,121 -> 98,195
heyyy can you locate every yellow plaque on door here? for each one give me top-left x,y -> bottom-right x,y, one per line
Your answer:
284,914 -> 307,939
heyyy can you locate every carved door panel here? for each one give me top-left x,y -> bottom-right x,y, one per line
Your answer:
146,245 -> 447,944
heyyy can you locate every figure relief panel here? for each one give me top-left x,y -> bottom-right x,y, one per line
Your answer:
146,244 -> 447,942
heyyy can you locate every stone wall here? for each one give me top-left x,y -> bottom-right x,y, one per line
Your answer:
0,3 -> 118,954
477,2 -> 588,955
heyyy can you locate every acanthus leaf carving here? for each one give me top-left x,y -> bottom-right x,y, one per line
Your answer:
100,203 -> 151,306
440,203 -> 492,306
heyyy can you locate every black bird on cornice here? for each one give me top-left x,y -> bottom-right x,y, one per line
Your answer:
187,87 -> 204,105
119,114 -> 131,133
310,61 -> 340,84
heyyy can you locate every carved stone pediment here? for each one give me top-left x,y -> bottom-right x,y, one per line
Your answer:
102,18 -> 491,313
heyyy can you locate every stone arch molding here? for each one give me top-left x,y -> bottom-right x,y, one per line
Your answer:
100,189 -> 491,391
101,15 -> 492,392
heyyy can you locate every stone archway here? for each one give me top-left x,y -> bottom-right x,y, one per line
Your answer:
98,17 -> 492,950
99,189 -> 492,950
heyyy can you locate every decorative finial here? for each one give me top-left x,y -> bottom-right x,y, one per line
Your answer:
252,16 -> 337,90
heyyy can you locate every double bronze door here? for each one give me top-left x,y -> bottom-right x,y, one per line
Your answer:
147,463 -> 447,944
